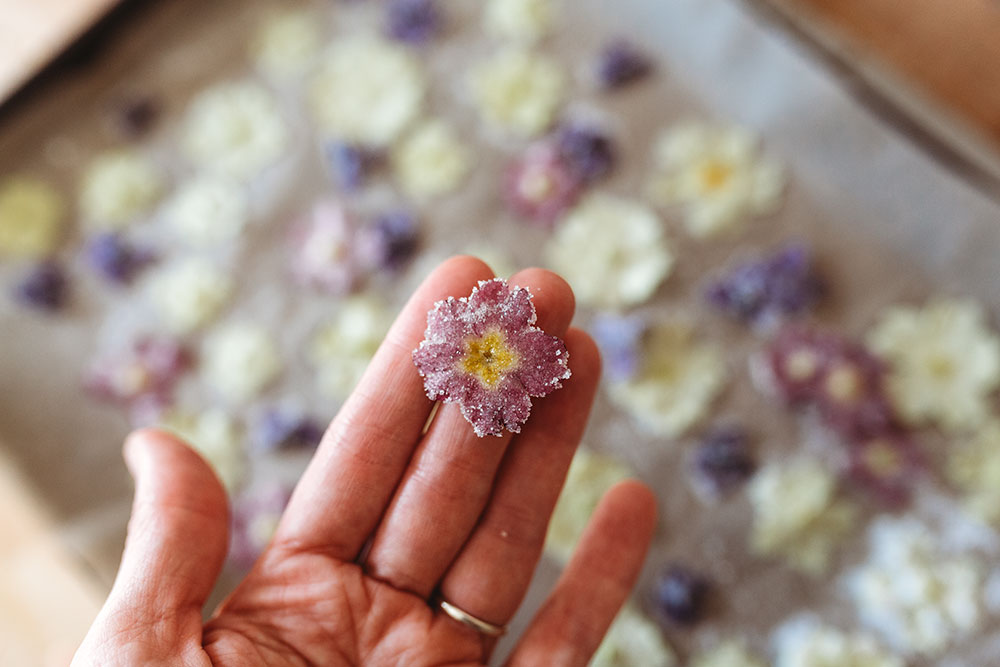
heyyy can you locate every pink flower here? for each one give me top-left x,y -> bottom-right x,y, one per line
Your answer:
503,143 -> 582,226
413,278 -> 571,437
85,337 -> 191,407
846,429 -> 923,508
290,199 -> 359,294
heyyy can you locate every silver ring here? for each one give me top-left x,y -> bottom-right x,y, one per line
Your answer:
437,598 -> 506,637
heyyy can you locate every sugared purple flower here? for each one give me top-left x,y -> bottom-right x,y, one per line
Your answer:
754,327 -> 842,405
385,0 -> 442,44
356,209 -> 420,272
84,336 -> 191,406
706,243 -> 824,332
589,313 -> 646,382
324,142 -> 374,191
85,233 -> 156,284
504,143 -> 582,225
692,425 -> 755,498
846,429 -> 922,508
413,278 -> 571,437
14,262 -> 67,311
290,199 -> 359,295
595,40 -> 653,90
230,483 -> 292,569
654,565 -> 710,626
815,343 -> 896,440
555,124 -> 616,184
251,409 -> 324,453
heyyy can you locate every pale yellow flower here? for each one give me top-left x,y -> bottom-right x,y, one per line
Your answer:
469,48 -> 565,138
146,258 -> 232,334
252,8 -> 323,78
773,617 -> 902,667
162,177 -> 249,247
947,420 -> 1000,524
159,408 -> 245,492
311,296 -> 391,401
80,150 -> 164,229
690,640 -> 765,667
0,177 -> 64,258
393,120 -> 471,199
203,324 -> 282,404
591,604 -> 677,667
484,0 -> 554,42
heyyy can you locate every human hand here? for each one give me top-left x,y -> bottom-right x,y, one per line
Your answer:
73,256 -> 658,666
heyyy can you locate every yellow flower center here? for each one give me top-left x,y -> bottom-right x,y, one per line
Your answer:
825,365 -> 862,402
458,328 -> 519,388
927,353 -> 956,380
785,349 -> 819,381
698,160 -> 733,191
862,440 -> 902,478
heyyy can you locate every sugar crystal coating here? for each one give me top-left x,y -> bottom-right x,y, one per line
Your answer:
412,277 -> 571,437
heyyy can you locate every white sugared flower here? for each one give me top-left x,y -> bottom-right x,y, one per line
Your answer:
392,120 -> 471,199
469,48 -> 565,138
591,604 -> 677,667
607,323 -> 725,438
203,324 -> 282,403
947,420 -> 1000,524
162,177 -> 249,247
867,299 -> 1000,433
147,259 -> 232,334
252,9 -> 323,78
546,193 -> 674,308
847,517 -> 982,656
160,408 -> 246,492
545,447 -> 631,562
309,36 -> 425,147
690,640 -> 765,667
773,616 -> 902,667
80,150 -> 164,229
748,458 -> 856,574
647,123 -> 784,238
484,0 -> 554,42
0,177 -> 64,258
310,296 -> 390,401
181,81 -> 289,180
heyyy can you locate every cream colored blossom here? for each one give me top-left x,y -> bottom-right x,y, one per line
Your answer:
546,193 -> 674,308
182,81 -> 289,180
309,36 -> 425,147
0,177 -> 64,258
311,296 -> 390,401
773,617 -> 902,667
203,324 -> 282,404
147,259 -> 232,334
867,299 -> 1000,433
392,120 -> 471,199
80,150 -> 164,229
469,48 -> 565,138
748,458 -> 857,574
252,8 -> 323,78
847,517 -> 982,656
162,177 -> 249,247
591,604 -> 677,667
484,0 -> 554,42
545,447 -> 631,562
647,122 -> 784,238
608,323 -> 725,438
159,408 -> 245,492
948,420 -> 1000,523
690,640 -> 765,667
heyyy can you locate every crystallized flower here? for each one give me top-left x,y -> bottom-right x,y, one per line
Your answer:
595,40 -> 653,90
690,640 -> 766,667
355,210 -> 420,272
393,120 -> 471,199
654,565 -> 711,626
84,337 -> 190,407
554,123 -> 616,184
252,9 -> 323,78
589,313 -> 646,382
706,243 -> 824,332
14,262 -> 68,311
325,142 -> 373,192
749,458 -> 857,574
412,278 -> 571,437
290,199 -> 359,295
181,81 -> 289,180
772,616 -> 903,667
162,177 -> 249,248
691,425 -> 755,500
250,409 -> 324,453
85,233 -> 156,284
158,408 -> 246,492
647,122 -> 784,238
146,258 -> 232,334
385,0 -> 442,44
230,483 -> 292,569
203,324 -> 282,404
545,446 -> 631,562
310,36 -> 425,147
547,194 -> 674,308
0,177 -> 64,259
311,296 -> 391,401
846,429 -> 922,508
503,143 -> 581,225
484,0 -> 554,43
80,150 -> 164,229
608,322 -> 726,438
847,517 -> 982,656
947,420 -> 1000,524
469,48 -> 565,138
867,299 -> 1000,433
591,604 -> 677,667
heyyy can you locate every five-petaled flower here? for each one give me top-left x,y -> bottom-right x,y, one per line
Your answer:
413,278 -> 571,437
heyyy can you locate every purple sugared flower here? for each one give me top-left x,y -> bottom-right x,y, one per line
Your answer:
412,278 -> 571,437
595,40 -> 653,90
251,409 -> 324,453
815,343 -> 896,440
589,313 -> 646,382
555,124 -> 616,184
654,565 -> 710,626
691,425 -> 755,498
504,143 -> 582,226
706,243 -> 824,332
84,336 -> 191,406
754,327 -> 842,405
230,483 -> 292,569
355,209 -> 420,272
385,0 -> 442,44
324,142 -> 373,191
14,262 -> 67,311
290,199 -> 360,295
846,429 -> 922,508
85,233 -> 156,284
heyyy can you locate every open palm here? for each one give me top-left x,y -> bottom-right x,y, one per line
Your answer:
74,257 -> 657,666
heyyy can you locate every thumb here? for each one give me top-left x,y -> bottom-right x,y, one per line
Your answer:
75,428 -> 229,664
